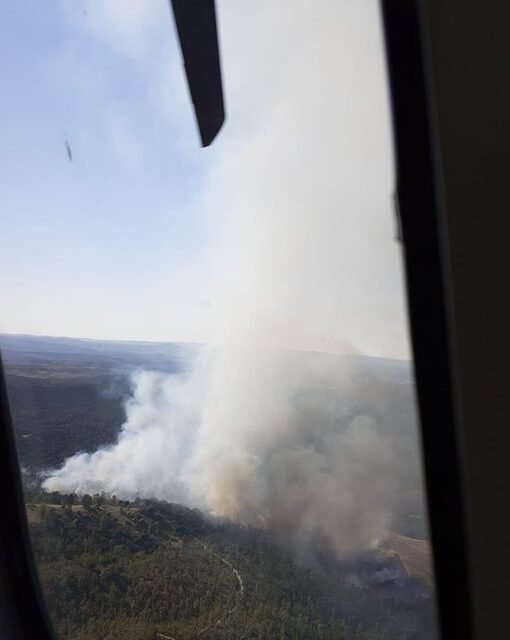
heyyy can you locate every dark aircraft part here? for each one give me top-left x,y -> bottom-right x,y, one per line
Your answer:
0,357 -> 55,639
381,1 -> 473,639
65,139 -> 72,162
170,0 -> 225,147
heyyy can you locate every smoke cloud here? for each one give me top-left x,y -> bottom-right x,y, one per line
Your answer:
43,1 -> 423,558
43,350 -> 422,557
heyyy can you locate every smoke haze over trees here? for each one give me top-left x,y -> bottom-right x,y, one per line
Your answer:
41,348 -> 426,560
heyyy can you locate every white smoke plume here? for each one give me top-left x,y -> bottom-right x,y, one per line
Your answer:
43,350 -> 420,556
43,0 -> 423,557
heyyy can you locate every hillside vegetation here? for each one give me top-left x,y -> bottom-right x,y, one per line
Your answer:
26,492 -> 437,640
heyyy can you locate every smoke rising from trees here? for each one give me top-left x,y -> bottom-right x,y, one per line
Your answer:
43,1 -> 423,558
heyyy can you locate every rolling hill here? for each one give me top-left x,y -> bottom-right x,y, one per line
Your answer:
25,493 -> 437,640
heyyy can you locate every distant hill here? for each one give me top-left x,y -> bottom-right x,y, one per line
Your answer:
0,333 -> 411,378
0,333 -> 200,372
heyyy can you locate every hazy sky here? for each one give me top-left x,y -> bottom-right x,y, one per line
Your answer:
0,0 -> 410,358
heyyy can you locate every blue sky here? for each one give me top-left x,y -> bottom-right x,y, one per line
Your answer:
0,0 -> 218,341
0,1 -> 410,358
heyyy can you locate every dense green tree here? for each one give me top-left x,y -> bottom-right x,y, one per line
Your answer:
27,497 -> 437,640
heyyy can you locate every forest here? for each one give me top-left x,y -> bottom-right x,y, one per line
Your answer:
25,491 -> 437,640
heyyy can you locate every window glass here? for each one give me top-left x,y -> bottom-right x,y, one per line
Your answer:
0,2 -> 438,639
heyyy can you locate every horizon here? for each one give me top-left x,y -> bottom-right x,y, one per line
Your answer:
0,330 -> 412,363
